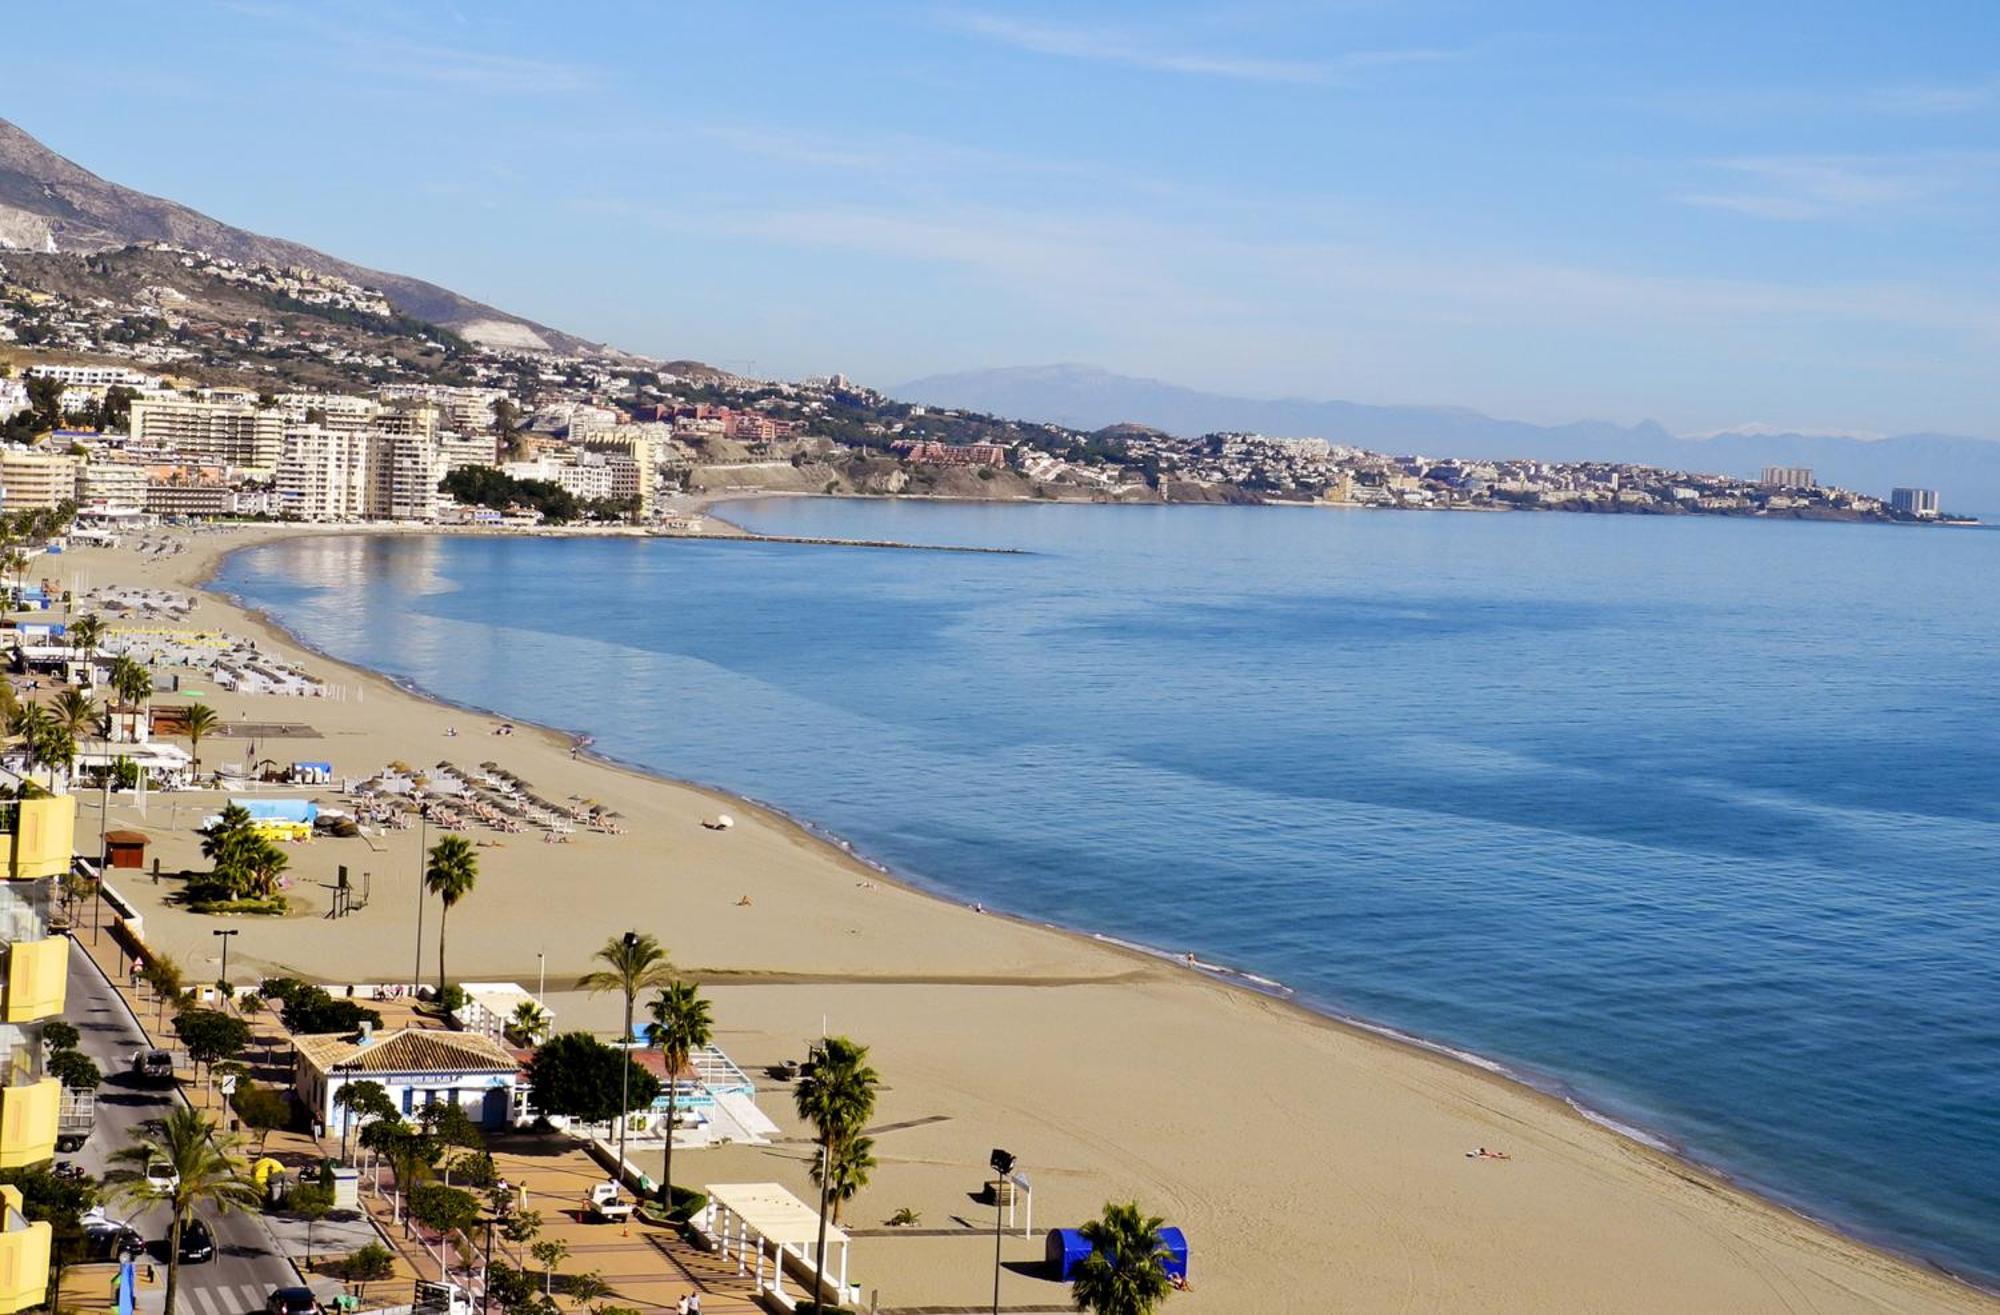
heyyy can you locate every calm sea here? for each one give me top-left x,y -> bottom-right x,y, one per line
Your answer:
217,501 -> 2000,1283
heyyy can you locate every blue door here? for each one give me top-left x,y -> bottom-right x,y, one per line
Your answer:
481,1086 -> 510,1129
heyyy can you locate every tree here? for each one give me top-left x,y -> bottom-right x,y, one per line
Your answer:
643,980 -> 712,1207
529,1238 -> 569,1296
339,1242 -> 396,1298
423,835 -> 478,996
68,613 -> 105,681
794,1036 -> 879,1306
369,1122 -> 442,1221
27,720 -> 75,788
278,984 -> 380,1035
182,702 -> 220,775
197,803 -> 289,902
498,1207 -> 542,1247
141,954 -> 186,1027
509,1000 -> 551,1046
50,688 -> 96,740
334,1079 -> 397,1162
173,1008 -> 250,1084
523,1032 -> 658,1126
577,933 -> 673,1175
290,1174 -> 335,1266
106,1108 -> 259,1315
48,1048 -> 101,1091
109,654 -> 152,708
42,1020 -> 80,1053
419,1100 -> 484,1184
1071,1201 -> 1175,1315
810,1133 -> 875,1226
409,1182 -> 481,1239
231,1081 -> 293,1152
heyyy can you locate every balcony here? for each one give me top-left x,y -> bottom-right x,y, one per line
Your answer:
0,1186 -> 51,1315
0,798 -> 73,883
0,1077 -> 55,1170
1,941 -> 64,1025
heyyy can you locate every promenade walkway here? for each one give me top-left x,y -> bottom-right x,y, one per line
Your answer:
74,902 -> 758,1314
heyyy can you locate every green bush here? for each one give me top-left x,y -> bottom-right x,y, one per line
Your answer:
336,1242 -> 395,1283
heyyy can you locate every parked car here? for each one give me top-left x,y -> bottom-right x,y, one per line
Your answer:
145,1161 -> 180,1193
81,1221 -> 145,1263
266,1287 -> 318,1315
177,1218 -> 215,1264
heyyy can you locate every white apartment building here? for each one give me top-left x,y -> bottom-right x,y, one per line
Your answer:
371,431 -> 443,522
439,433 -> 498,474
378,384 -> 507,433
277,426 -> 372,521
24,364 -> 160,390
129,396 -> 285,475
501,454 -> 614,501
0,379 -> 26,420
278,426 -> 451,522
78,458 -> 149,512
0,450 -> 80,512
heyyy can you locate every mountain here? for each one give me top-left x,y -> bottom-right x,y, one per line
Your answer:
897,364 -> 2000,513
0,118 -> 608,356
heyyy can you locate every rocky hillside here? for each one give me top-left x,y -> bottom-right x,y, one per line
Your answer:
0,117 -> 610,357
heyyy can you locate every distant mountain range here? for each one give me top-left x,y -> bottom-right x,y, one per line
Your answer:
0,118 -> 609,356
898,364 -> 2000,513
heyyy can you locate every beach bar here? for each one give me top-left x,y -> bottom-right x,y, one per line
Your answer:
702,1181 -> 851,1306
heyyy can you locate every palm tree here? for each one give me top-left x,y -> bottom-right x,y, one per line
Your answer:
109,654 -> 152,709
107,1108 -> 260,1315
68,612 -> 105,685
31,722 -> 75,791
577,932 -> 674,1180
811,1132 -> 876,1226
1071,1201 -> 1175,1315
644,980 -> 713,1208
51,688 -> 96,740
510,1000 -> 551,1045
794,1036 -> 879,1306
423,835 -> 478,998
182,702 -> 220,775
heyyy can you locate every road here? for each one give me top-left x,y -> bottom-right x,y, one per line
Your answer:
63,934 -> 301,1315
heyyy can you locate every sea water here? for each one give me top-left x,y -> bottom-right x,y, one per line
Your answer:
218,501 -> 2000,1283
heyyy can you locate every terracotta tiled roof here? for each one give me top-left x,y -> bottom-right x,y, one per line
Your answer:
294,1028 -> 520,1077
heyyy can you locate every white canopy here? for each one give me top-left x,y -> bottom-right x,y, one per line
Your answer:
704,1182 -> 846,1248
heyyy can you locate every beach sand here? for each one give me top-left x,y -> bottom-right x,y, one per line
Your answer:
56,524 -> 1998,1314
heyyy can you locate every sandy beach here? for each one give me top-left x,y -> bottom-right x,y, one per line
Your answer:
52,523 -> 1998,1314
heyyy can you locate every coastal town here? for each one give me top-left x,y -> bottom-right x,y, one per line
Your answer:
0,245 -> 1961,531
0,508 -> 1206,1315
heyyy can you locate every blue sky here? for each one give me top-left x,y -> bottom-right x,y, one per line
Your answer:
8,1 -> 1999,436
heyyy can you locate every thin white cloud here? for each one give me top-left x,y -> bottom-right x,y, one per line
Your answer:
944,11 -> 1448,84
1867,78 -> 2000,116
1674,153 -> 1999,221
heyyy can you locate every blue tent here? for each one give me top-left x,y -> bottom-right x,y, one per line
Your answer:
1158,1226 -> 1189,1281
1046,1228 -> 1093,1280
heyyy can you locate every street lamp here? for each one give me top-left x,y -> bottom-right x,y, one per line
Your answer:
616,931 -> 638,1188
412,811 -> 429,995
212,928 -> 239,992
990,1147 -> 1015,1315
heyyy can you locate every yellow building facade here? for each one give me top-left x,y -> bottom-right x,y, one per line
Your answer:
0,795 -> 74,1313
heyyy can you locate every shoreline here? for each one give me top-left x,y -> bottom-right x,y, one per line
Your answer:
70,521 -> 1996,1312
199,525 -> 1999,1302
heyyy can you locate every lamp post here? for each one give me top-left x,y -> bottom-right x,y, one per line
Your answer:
990,1147 -> 1015,1315
615,931 -> 637,1186
411,811 -> 428,995
212,928 -> 239,992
